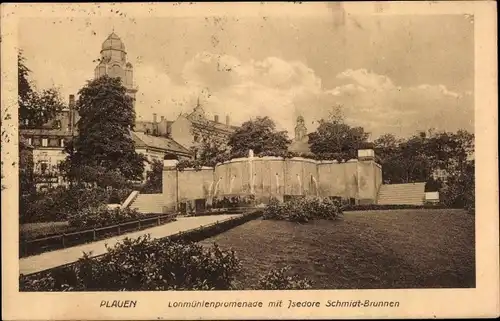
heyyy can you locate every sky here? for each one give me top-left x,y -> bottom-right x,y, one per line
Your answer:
18,3 -> 475,140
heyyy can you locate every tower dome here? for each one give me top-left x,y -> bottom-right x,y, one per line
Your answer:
101,32 -> 126,51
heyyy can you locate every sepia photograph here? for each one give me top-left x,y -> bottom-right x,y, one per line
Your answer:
1,1 -> 498,320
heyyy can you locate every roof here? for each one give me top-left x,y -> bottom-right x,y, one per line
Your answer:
102,32 -> 125,51
186,111 -> 238,133
20,128 -> 75,137
132,131 -> 191,156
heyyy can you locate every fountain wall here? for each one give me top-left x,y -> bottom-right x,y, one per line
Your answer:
162,150 -> 382,209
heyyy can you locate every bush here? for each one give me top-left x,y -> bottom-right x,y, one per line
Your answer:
20,235 -> 242,291
19,186 -> 133,223
211,195 -> 256,209
263,197 -> 342,223
67,206 -> 143,229
262,197 -> 286,220
255,266 -> 313,290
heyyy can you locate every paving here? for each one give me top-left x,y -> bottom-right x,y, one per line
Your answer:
19,214 -> 241,275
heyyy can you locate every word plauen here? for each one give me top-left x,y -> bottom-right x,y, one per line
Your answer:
100,300 -> 137,308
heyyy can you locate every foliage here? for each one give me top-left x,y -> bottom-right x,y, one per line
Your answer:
228,116 -> 291,156
67,206 -> 143,229
255,266 -> 313,290
374,129 -> 475,213
19,140 -> 35,195
19,186 -> 133,223
262,197 -> 288,220
63,76 -> 145,184
374,130 -> 474,184
440,160 -> 475,211
211,195 -> 256,209
191,128 -> 231,167
263,197 -> 343,223
20,235 -> 242,291
175,149 -> 356,171
141,159 -> 163,194
18,50 -> 65,127
308,108 -> 370,161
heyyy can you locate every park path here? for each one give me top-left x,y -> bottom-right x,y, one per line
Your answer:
19,214 -> 241,276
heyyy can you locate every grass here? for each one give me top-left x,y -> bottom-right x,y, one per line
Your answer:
199,209 -> 475,289
20,221 -> 71,239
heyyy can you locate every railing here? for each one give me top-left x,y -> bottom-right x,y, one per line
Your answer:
20,213 -> 177,258
20,209 -> 263,279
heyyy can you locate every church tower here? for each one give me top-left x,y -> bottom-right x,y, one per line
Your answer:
294,115 -> 307,141
94,32 -> 137,105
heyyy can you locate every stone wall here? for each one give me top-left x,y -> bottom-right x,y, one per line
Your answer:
161,150 -> 382,209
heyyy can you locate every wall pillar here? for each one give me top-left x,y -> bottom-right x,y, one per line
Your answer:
162,159 -> 179,211
356,149 -> 378,205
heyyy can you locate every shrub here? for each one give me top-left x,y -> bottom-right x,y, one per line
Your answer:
263,197 -> 342,223
67,206 -> 143,229
20,235 -> 241,291
255,266 -> 313,290
262,197 -> 286,220
211,195 -> 255,209
19,186 -> 133,223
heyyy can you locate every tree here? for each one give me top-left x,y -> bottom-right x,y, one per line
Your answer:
440,159 -> 474,209
18,50 -> 64,127
141,159 -> 164,194
228,116 -> 291,156
308,111 -> 370,161
374,129 -> 475,185
63,76 -> 145,185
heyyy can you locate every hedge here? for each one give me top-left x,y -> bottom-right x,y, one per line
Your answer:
342,203 -> 449,211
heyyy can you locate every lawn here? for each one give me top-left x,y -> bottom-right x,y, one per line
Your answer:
199,209 -> 475,289
20,221 -> 71,239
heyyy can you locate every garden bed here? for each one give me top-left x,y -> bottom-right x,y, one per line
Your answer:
19,214 -> 177,258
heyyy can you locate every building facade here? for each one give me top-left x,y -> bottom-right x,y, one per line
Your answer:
170,101 -> 237,155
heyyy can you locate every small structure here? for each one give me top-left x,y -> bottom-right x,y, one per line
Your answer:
425,191 -> 440,204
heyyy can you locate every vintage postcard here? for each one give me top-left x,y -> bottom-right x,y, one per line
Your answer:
1,1 -> 498,320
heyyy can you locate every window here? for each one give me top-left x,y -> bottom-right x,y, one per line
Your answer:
60,139 -> 65,147
42,138 -> 48,147
54,120 -> 61,129
40,162 -> 48,174
27,138 -> 32,145
49,138 -> 59,147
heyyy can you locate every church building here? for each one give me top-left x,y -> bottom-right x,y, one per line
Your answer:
288,115 -> 312,154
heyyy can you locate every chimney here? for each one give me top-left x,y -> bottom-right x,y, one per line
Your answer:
161,116 -> 165,122
214,115 -> 219,123
226,115 -> 230,125
153,113 -> 157,123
